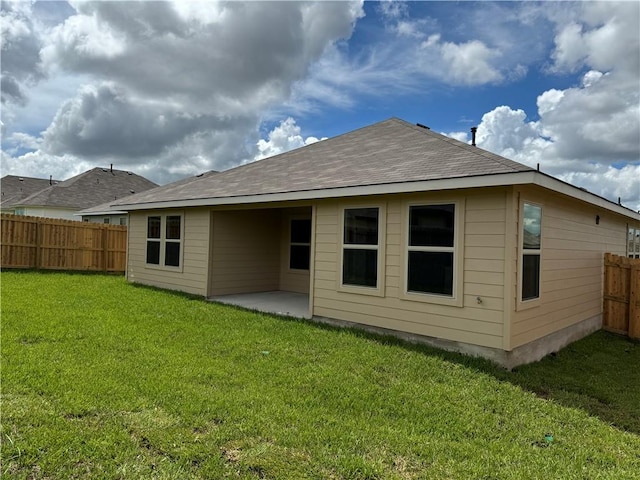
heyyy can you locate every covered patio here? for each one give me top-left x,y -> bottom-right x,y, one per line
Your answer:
209,291 -> 311,319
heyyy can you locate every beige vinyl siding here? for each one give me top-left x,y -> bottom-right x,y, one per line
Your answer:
127,208 -> 210,296
21,207 -> 78,220
279,207 -> 312,294
208,209 -> 281,296
82,214 -> 128,225
511,186 -> 628,348
312,189 -> 508,349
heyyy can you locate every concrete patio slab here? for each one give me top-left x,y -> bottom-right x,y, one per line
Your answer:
209,291 -> 310,319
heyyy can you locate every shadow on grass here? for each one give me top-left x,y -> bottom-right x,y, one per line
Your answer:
338,325 -> 640,435
202,295 -> 640,435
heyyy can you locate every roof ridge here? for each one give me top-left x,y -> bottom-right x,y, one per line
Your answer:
403,122 -> 534,173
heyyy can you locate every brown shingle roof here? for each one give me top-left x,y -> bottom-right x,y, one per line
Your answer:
115,118 -> 534,207
1,175 -> 60,209
78,170 -> 218,215
16,167 -> 158,210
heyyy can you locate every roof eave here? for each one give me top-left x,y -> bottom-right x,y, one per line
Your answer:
116,170 -> 640,221
75,210 -> 128,216
115,172 -> 529,209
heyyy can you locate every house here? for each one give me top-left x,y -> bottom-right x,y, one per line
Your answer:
0,175 -> 60,214
112,118 -> 640,367
77,200 -> 131,225
9,166 -> 158,221
77,170 -> 219,225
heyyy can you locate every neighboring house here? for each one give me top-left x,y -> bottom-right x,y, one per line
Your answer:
10,166 -> 158,221
0,175 -> 60,214
77,201 -> 130,225
78,171 -> 218,225
113,118 -> 640,367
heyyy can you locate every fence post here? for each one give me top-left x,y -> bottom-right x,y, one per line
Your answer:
103,227 -> 109,272
630,264 -> 639,339
35,219 -> 42,269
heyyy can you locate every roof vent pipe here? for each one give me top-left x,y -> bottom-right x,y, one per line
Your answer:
470,127 -> 477,147
49,175 -> 52,185
110,163 -> 113,173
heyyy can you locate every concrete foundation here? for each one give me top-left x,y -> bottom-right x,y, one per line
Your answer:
310,313 -> 603,369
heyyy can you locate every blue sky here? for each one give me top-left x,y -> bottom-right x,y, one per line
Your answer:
2,1 -> 639,210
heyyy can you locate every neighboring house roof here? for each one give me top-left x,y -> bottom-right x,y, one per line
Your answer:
76,202 -> 128,216
1,175 -> 60,209
15,167 -> 158,211
114,118 -> 640,221
78,170 -> 219,217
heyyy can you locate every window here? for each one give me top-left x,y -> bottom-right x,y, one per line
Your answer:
146,214 -> 182,268
629,227 -> 640,259
289,219 -> 311,270
342,208 -> 379,288
146,216 -> 161,265
119,217 -> 127,226
521,203 -> 542,301
165,215 -> 181,267
103,218 -> 110,224
407,204 -> 455,296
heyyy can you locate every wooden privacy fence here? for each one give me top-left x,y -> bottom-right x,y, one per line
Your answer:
1,214 -> 127,273
603,253 -> 640,339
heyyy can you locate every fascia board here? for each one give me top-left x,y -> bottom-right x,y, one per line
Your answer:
533,172 -> 640,221
116,172 -> 535,210
75,210 -> 128,216
116,170 -> 640,221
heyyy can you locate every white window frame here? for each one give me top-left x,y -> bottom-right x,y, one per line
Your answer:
518,201 -> 542,309
338,203 -> 386,297
145,212 -> 184,272
400,199 -> 464,307
628,226 -> 640,259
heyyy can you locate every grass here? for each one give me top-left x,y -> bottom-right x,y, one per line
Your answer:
1,271 -> 639,479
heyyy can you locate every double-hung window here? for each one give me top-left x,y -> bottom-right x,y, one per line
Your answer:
407,204 -> 455,296
521,203 -> 542,301
164,215 -> 182,267
146,214 -> 183,268
342,207 -> 380,288
146,216 -> 161,264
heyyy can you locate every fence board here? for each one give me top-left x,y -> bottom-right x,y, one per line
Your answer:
603,253 -> 640,339
1,214 -> 127,273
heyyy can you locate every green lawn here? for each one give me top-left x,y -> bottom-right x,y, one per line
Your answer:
1,271 -> 639,479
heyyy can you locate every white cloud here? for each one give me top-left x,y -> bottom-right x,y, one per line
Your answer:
1,1 -> 46,105
438,39 -> 502,85
551,2 -> 639,76
470,2 -> 640,211
6,132 -> 41,151
254,117 -> 326,161
377,1 -> 409,21
551,22 -> 586,72
445,131 -> 469,143
476,99 -> 639,211
2,1 -> 364,184
290,2 -> 540,111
